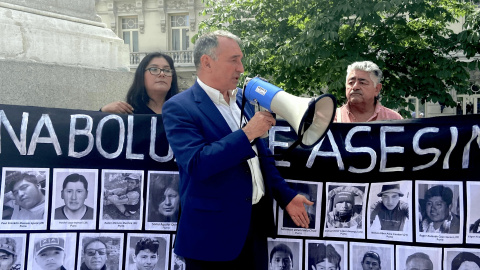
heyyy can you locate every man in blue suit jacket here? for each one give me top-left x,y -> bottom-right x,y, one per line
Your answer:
162,30 -> 313,270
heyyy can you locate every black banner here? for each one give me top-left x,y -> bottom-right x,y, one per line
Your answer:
0,104 -> 479,270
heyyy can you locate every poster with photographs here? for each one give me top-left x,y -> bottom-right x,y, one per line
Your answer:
0,167 -> 49,230
267,238 -> 302,270
27,232 -> 76,270
125,233 -> 170,270
350,242 -> 394,270
444,248 -> 480,270
323,182 -> 368,239
415,180 -> 464,244
145,171 -> 180,231
78,232 -> 124,270
0,234 -> 27,270
170,235 -> 186,270
367,181 -> 413,242
100,169 -> 144,230
304,240 -> 347,270
50,168 -> 98,230
278,179 -> 322,237
396,245 -> 441,270
466,181 -> 480,243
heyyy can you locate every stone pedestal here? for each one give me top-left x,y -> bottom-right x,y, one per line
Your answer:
0,0 -> 132,110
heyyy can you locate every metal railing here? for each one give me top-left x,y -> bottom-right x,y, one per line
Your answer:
130,51 -> 194,66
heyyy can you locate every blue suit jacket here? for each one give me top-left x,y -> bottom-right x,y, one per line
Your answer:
162,82 -> 297,261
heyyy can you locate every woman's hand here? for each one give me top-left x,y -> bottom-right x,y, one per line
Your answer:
100,101 -> 134,114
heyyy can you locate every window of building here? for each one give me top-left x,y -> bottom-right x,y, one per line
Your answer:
406,97 -> 425,118
121,17 -> 139,52
171,15 -> 190,51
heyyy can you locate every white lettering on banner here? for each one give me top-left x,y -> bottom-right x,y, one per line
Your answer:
0,110 -> 28,155
69,114 -> 94,158
306,131 -> 345,170
27,114 -> 62,155
463,125 -> 480,168
149,116 -> 174,162
345,126 -> 376,173
443,127 -> 458,169
96,115 -> 125,159
0,110 -> 174,162
126,115 -> 144,160
269,126 -> 291,167
379,126 -> 404,172
412,127 -> 441,171
273,124 -> 479,172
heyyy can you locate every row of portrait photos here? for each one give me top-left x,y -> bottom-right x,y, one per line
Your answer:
0,233 -> 479,270
1,167 -> 480,245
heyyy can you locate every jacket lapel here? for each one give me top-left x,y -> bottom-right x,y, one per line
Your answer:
192,82 -> 232,137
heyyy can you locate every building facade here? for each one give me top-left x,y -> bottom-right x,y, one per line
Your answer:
95,0 -> 207,91
95,0 -> 480,117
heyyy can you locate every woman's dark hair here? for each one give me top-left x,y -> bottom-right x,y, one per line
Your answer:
126,52 -> 179,110
451,252 -> 480,270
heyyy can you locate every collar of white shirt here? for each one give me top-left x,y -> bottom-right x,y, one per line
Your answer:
197,78 -> 237,106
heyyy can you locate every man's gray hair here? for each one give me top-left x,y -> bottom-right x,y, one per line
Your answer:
193,30 -> 242,69
346,61 -> 383,86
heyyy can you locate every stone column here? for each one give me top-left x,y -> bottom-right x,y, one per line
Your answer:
0,0 -> 133,110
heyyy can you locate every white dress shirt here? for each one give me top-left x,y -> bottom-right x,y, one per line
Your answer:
198,78 -> 265,204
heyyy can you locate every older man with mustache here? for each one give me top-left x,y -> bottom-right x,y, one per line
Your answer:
335,61 -> 403,122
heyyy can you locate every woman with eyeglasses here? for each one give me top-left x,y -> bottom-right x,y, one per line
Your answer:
80,238 -> 108,270
100,52 -> 179,114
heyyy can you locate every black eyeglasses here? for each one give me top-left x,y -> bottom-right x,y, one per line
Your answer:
145,67 -> 174,77
85,248 -> 107,256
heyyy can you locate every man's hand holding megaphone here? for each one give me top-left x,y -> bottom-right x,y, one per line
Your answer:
241,111 -> 276,141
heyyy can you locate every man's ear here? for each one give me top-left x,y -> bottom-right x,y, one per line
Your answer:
200,55 -> 211,70
60,190 -> 64,200
375,83 -> 382,96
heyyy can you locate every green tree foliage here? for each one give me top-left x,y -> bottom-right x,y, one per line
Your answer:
197,0 -> 480,115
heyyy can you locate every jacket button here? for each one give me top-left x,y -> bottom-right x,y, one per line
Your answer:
245,197 -> 252,201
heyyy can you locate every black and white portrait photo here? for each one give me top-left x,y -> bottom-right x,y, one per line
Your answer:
350,242 -> 394,270
323,182 -> 367,239
28,233 -> 76,270
145,171 -> 180,231
278,179 -> 322,237
0,234 -> 26,270
77,233 -> 124,270
396,245 -> 441,270
126,233 -> 170,270
100,169 -> 144,230
416,181 -> 463,244
305,240 -> 347,270
445,248 -> 480,270
367,181 -> 412,242
267,238 -> 302,270
0,167 -> 49,230
466,181 -> 480,243
50,168 -> 98,230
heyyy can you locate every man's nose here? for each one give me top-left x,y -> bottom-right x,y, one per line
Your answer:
237,62 -> 244,73
352,81 -> 361,89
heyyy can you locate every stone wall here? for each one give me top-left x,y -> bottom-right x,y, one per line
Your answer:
0,1 -> 132,110
0,59 -> 133,111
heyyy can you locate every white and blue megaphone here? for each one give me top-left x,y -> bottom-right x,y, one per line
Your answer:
244,76 -> 336,147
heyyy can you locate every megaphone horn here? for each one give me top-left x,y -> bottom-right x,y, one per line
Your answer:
244,76 -> 337,147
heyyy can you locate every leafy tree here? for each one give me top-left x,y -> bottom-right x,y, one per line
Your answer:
197,0 -> 480,116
